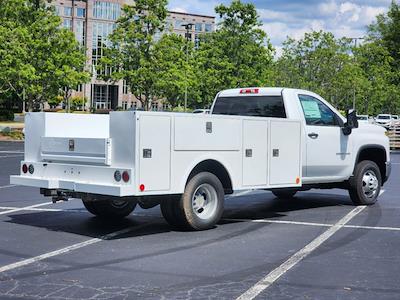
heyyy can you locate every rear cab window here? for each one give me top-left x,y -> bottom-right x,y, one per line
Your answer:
212,96 -> 287,118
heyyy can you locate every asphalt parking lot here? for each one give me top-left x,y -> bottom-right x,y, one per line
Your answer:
0,141 -> 399,300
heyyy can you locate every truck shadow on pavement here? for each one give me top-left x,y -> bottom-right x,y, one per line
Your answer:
0,192 -> 383,283
5,191 -> 356,239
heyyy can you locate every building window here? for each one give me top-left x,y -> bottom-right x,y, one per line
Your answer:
131,102 -> 137,110
75,20 -> 85,46
195,23 -> 203,32
92,22 -> 116,75
205,23 -> 212,32
76,84 -> 83,92
76,8 -> 86,18
162,103 -> 171,111
175,20 -> 184,29
53,5 -> 61,16
93,2 -> 121,21
151,103 -> 158,111
63,19 -> 72,30
122,101 -> 128,110
195,34 -> 200,48
64,7 -> 73,17
123,80 -> 129,94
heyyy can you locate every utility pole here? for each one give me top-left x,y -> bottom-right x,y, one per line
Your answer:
349,37 -> 364,110
181,23 -> 194,112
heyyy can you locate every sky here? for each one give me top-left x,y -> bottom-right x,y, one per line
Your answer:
168,0 -> 393,55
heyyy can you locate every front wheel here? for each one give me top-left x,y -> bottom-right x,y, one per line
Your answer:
348,160 -> 381,205
160,172 -> 225,230
82,198 -> 136,219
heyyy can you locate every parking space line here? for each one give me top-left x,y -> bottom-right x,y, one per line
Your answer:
0,184 -> 16,189
0,223 -> 151,274
0,203 -> 52,216
0,206 -> 65,212
225,218 -> 332,228
236,206 -> 366,300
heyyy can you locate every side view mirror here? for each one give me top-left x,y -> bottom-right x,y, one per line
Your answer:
342,109 -> 359,136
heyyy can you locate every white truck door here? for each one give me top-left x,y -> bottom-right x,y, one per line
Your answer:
298,94 -> 352,179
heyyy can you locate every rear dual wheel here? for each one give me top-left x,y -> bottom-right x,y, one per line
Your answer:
161,172 -> 225,230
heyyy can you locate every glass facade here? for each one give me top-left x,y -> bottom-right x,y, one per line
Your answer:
75,20 -> 85,46
92,22 -> 116,75
76,8 -> 86,18
205,23 -> 212,32
63,19 -> 72,30
175,20 -> 184,29
195,23 -> 203,32
64,6 -> 72,17
93,2 -> 121,20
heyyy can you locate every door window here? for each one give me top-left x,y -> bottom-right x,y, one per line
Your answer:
299,94 -> 339,126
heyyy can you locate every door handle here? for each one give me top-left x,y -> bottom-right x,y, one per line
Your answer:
308,132 -> 319,139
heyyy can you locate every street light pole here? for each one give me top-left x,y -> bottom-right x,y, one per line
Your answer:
349,37 -> 364,110
181,23 -> 194,112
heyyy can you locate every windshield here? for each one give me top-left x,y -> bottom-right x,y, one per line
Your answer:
377,115 -> 391,120
212,96 -> 286,118
357,116 -> 368,120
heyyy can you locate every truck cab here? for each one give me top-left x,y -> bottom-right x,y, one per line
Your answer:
211,87 -> 390,196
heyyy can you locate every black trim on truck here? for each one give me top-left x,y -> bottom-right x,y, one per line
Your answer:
354,145 -> 389,184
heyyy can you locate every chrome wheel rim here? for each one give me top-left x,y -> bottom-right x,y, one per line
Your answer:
192,183 -> 218,220
362,170 -> 379,199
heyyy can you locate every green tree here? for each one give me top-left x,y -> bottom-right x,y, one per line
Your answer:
0,0 -> 89,111
194,0 -> 274,107
368,1 -> 400,84
153,33 -> 197,109
272,31 -> 362,111
101,0 -> 168,110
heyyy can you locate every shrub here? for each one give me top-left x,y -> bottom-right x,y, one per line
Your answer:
0,110 -> 14,121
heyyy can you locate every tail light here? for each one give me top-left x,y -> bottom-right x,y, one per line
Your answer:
22,164 -> 28,174
139,184 -> 145,192
122,171 -> 130,182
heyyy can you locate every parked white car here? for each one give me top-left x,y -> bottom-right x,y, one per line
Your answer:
11,87 -> 391,230
357,115 -> 369,125
375,114 -> 393,128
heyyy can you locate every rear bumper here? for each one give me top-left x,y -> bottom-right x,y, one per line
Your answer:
10,175 -> 135,197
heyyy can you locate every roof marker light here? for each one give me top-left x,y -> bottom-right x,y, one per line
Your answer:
240,88 -> 259,94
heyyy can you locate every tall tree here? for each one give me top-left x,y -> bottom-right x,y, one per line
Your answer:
368,1 -> 400,84
194,0 -> 274,107
101,0 -> 168,110
272,31 -> 361,110
0,0 -> 89,111
153,33 -> 197,109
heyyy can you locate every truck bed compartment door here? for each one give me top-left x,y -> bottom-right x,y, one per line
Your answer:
139,115 -> 171,191
269,121 -> 302,186
242,120 -> 268,186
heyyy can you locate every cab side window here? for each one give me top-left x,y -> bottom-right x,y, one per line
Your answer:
299,94 -> 339,126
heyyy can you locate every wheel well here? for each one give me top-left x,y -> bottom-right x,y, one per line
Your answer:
356,147 -> 386,180
187,160 -> 233,194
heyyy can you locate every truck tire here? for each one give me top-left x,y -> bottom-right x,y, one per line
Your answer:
161,172 -> 225,230
82,199 -> 136,219
272,189 -> 297,199
348,160 -> 381,206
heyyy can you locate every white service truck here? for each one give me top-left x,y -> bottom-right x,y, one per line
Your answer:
10,88 -> 391,230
